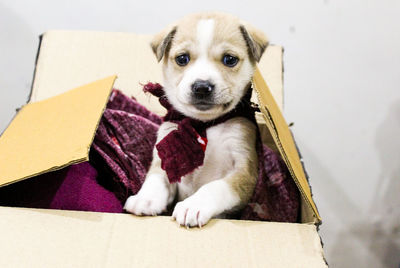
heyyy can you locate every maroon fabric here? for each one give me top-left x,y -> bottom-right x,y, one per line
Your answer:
107,89 -> 162,125
0,162 -> 123,213
91,109 -> 159,200
241,144 -> 300,222
90,90 -> 160,201
156,118 -> 206,183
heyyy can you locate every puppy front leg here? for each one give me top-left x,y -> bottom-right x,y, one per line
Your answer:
172,169 -> 257,227
173,148 -> 258,227
124,122 -> 178,215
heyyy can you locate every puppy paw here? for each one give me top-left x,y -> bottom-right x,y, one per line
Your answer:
124,178 -> 171,216
124,192 -> 169,216
124,173 -> 174,216
172,196 -> 215,227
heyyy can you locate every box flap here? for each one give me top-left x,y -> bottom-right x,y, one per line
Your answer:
0,76 -> 116,187
252,68 -> 321,224
0,207 -> 327,267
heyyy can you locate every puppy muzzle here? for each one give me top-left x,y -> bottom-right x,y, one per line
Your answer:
191,80 -> 215,111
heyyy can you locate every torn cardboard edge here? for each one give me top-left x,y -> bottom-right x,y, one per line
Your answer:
252,67 -> 321,224
27,34 -> 44,104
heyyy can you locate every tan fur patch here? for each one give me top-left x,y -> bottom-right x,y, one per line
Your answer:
224,118 -> 258,204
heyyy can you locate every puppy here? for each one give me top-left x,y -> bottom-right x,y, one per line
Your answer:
124,12 -> 268,227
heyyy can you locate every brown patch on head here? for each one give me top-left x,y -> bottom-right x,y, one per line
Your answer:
239,24 -> 269,62
150,26 -> 177,62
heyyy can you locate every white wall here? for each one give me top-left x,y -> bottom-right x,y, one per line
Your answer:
1,0 -> 399,267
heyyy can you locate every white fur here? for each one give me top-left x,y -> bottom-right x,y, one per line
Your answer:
124,173 -> 170,215
197,19 -> 214,55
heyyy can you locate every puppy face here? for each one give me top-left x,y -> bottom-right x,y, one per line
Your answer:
151,12 -> 268,121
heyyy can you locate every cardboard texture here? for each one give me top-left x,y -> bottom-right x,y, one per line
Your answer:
0,76 -> 116,187
0,207 -> 326,268
0,30 -> 326,267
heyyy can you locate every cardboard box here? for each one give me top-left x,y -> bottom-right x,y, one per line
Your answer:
0,31 -> 326,267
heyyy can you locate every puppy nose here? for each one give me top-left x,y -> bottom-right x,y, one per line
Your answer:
191,80 -> 214,99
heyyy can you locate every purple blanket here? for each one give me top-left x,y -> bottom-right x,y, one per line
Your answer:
0,162 -> 123,213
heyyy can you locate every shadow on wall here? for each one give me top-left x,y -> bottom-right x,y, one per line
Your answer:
331,100 -> 400,268
301,147 -> 366,267
367,99 -> 400,267
298,100 -> 400,268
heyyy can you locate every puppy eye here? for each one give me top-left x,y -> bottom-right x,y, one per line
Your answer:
222,54 -> 239,67
175,54 -> 190,66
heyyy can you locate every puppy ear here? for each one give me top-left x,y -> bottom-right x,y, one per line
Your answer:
239,24 -> 269,62
150,26 -> 177,62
